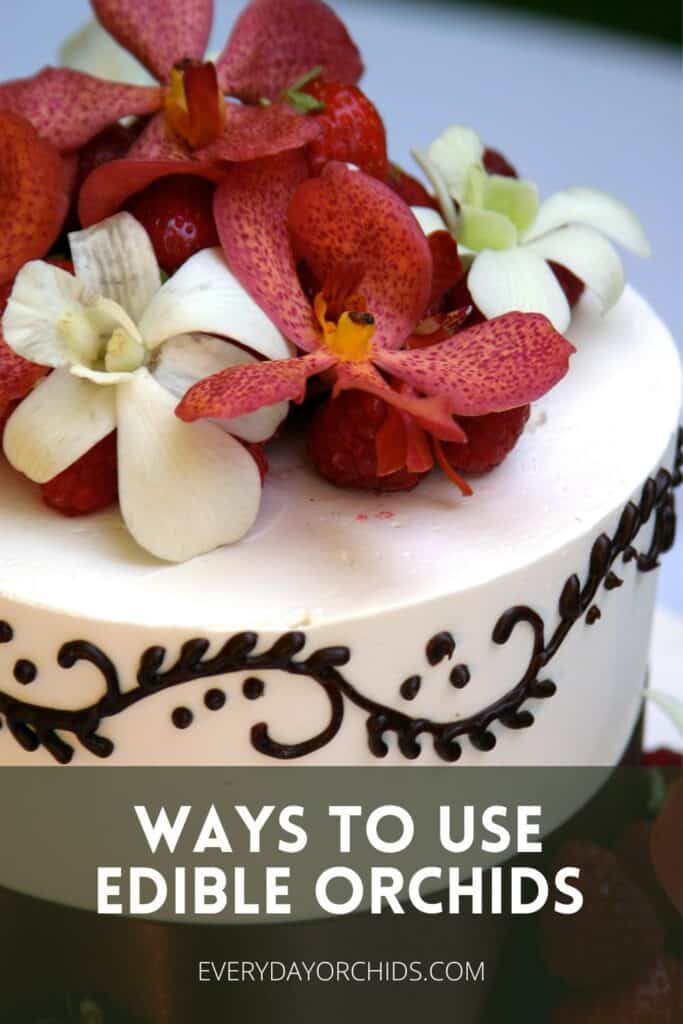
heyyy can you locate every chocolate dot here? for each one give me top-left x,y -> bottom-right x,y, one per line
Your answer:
400,676 -> 421,701
204,688 -> 226,711
172,707 -> 193,729
450,664 -> 471,689
586,606 -> 602,625
243,678 -> 265,700
13,660 -> 37,685
0,622 -> 14,644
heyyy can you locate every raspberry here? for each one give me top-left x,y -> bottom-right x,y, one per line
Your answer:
539,840 -> 664,989
126,175 -> 220,274
551,955 -> 683,1024
41,432 -> 118,517
309,390 -> 423,491
441,405 -> 530,475
303,80 -> 389,181
388,162 -> 440,210
240,440 -> 269,484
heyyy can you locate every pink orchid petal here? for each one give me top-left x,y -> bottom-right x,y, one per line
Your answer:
0,112 -> 69,286
0,68 -> 162,152
177,350 -> 336,422
288,164 -> 432,350
200,102 -> 320,161
216,0 -> 363,102
92,0 -> 214,84
78,116 -> 221,225
373,313 -> 575,416
332,361 -> 465,442
213,151 -> 320,350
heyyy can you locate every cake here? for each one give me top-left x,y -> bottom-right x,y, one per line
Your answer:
0,0 -> 680,771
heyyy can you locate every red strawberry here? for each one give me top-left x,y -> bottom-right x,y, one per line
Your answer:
388,162 -> 439,210
551,955 -> 683,1024
126,175 -> 219,274
551,261 -> 586,308
41,432 -> 118,517
441,405 -> 530,475
303,79 -> 389,181
615,821 -> 681,936
483,147 -> 518,178
641,748 -> 683,768
539,840 -> 665,989
309,390 -> 424,491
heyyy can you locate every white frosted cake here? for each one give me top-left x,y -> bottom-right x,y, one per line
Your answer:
0,287 -> 679,766
0,0 -> 680,770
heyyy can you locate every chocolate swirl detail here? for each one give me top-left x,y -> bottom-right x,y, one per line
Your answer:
0,430 -> 680,765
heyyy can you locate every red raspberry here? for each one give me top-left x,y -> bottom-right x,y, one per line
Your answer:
539,840 -> 664,989
551,955 -> 683,1024
483,147 -> 518,178
41,432 -> 118,517
388,162 -> 440,210
309,390 -> 423,492
240,441 -> 268,485
303,80 -> 389,181
441,405 -> 530,475
126,175 -> 219,274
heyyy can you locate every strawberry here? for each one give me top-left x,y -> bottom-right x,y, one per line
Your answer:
615,821 -> 681,938
302,79 -> 389,181
483,147 -> 518,178
441,405 -> 530,475
41,432 -> 118,517
551,955 -> 683,1024
539,840 -> 665,989
309,390 -> 424,491
126,174 -> 219,274
388,162 -> 439,210
641,748 -> 683,768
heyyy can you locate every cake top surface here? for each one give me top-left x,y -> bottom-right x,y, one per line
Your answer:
0,287 -> 679,632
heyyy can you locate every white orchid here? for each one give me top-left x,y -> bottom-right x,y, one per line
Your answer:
412,125 -> 651,331
1,213 -> 291,562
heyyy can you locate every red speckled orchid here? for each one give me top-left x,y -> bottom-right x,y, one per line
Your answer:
0,0 -> 363,222
1,0 -> 361,231
176,154 -> 575,469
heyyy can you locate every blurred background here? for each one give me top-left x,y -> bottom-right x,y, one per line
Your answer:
3,0 -> 682,697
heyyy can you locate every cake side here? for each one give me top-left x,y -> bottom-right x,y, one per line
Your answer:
0,290 -> 679,766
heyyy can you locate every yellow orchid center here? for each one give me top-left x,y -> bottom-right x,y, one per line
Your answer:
314,293 -> 376,362
165,60 -> 226,150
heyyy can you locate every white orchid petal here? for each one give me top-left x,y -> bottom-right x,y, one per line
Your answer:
458,204 -> 517,251
525,225 -> 625,313
116,369 -> 261,562
3,369 -> 116,484
468,249 -> 571,332
60,18 -> 155,86
69,213 -> 161,322
522,186 -> 652,256
152,333 -> 288,442
426,125 -> 484,201
138,248 -> 292,359
646,691 -> 683,737
70,364 -> 136,385
2,261 -> 86,367
410,206 -> 449,237
411,149 -> 459,235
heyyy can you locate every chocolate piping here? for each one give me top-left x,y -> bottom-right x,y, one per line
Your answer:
0,430 -> 680,765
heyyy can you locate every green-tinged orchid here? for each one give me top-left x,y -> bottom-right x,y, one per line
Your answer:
412,125 -> 651,331
174,153 -> 574,480
0,0 -> 363,220
0,212 -> 292,562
